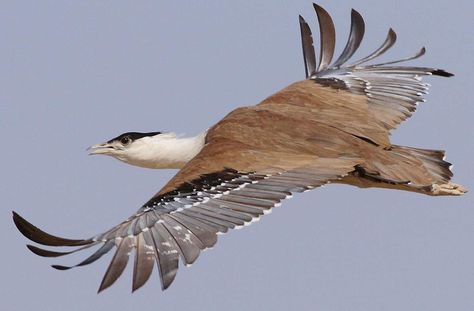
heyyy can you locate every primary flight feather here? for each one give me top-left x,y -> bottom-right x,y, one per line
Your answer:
13,4 -> 467,293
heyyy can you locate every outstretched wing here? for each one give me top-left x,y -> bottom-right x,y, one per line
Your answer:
299,4 -> 452,134
14,136 -> 360,292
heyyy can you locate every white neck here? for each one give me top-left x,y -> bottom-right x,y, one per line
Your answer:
121,132 -> 207,169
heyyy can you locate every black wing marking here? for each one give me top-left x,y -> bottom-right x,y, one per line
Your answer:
298,4 -> 453,132
13,163 -> 353,292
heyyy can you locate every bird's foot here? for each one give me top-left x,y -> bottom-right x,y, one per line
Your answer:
431,182 -> 468,196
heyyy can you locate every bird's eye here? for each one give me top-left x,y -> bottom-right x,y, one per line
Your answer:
120,136 -> 131,145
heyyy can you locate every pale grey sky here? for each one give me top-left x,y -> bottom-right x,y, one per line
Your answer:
1,1 -> 473,310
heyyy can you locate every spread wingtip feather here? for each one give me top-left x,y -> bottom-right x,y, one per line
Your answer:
432,69 -> 454,77
13,211 -> 91,247
312,3 -> 336,71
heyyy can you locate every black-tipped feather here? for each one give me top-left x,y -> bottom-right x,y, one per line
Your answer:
52,240 -> 115,271
13,212 -> 91,247
431,69 -> 454,77
98,237 -> 134,293
299,15 -> 317,78
350,28 -> 397,66
371,47 -> 426,67
27,245 -> 74,258
332,9 -> 365,68
313,4 -> 336,71
27,243 -> 95,258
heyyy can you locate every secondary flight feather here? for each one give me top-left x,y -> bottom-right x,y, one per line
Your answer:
13,4 -> 467,293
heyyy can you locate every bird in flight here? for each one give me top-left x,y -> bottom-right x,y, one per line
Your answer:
13,4 -> 467,293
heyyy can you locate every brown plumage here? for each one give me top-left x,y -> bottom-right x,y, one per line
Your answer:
13,4 -> 466,293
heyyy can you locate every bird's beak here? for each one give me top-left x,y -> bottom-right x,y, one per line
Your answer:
87,142 -> 116,155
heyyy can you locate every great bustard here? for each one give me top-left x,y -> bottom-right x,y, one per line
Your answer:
13,4 -> 467,293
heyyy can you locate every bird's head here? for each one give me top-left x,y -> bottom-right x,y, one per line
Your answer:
88,131 -> 205,169
88,132 -> 162,167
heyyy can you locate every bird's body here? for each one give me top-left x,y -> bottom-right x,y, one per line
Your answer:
14,4 -> 467,293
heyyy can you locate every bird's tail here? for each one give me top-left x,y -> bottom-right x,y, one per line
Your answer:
391,145 -> 452,182
341,145 -> 467,196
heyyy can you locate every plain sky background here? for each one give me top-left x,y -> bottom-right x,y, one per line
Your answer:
1,1 -> 473,310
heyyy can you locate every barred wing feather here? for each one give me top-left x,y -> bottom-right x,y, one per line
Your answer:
13,156 -> 358,292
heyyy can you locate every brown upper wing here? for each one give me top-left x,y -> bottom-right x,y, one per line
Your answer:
256,80 -> 391,146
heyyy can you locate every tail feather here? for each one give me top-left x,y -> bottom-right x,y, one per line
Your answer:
390,145 -> 453,184
347,144 -> 467,196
